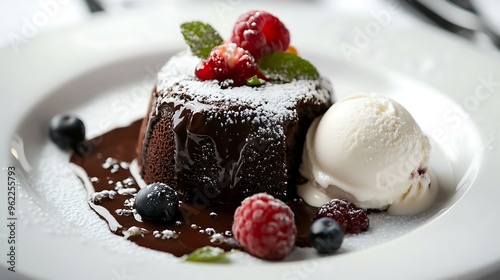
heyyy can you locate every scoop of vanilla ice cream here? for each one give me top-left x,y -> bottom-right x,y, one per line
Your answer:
298,93 -> 437,215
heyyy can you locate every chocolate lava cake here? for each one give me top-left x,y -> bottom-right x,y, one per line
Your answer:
137,52 -> 332,204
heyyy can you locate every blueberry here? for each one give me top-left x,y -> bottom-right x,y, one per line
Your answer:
49,114 -> 86,152
309,217 -> 344,254
135,182 -> 179,222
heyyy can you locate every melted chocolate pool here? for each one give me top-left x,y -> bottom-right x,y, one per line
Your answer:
70,120 -> 317,257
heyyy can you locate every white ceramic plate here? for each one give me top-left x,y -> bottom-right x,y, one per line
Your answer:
1,2 -> 500,279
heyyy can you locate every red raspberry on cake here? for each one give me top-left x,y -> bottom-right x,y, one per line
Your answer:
232,193 -> 296,260
315,199 -> 369,234
231,10 -> 290,59
195,43 -> 258,86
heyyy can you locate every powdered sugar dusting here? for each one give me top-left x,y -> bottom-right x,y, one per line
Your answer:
15,49 -> 448,265
22,107 -> 437,265
155,51 -> 332,122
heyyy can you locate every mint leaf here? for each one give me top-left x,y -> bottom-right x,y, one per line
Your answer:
180,21 -> 223,59
185,246 -> 228,263
246,75 -> 263,87
259,52 -> 319,82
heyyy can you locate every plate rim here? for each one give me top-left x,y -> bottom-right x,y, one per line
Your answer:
1,2 -> 500,279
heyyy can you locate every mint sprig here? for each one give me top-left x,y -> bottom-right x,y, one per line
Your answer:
246,75 -> 264,87
259,52 -> 319,82
180,21 -> 223,59
185,246 -> 228,263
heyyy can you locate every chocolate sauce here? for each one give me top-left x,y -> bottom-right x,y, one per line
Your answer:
169,101 -> 255,202
70,120 -> 317,257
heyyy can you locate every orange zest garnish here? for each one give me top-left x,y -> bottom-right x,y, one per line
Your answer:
287,45 -> 298,55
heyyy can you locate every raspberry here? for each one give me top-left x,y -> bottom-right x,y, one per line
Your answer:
232,193 -> 296,260
195,51 -> 229,81
231,10 -> 290,59
195,43 -> 258,86
315,199 -> 369,234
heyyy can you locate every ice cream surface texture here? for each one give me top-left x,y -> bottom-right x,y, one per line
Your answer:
298,93 -> 437,215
